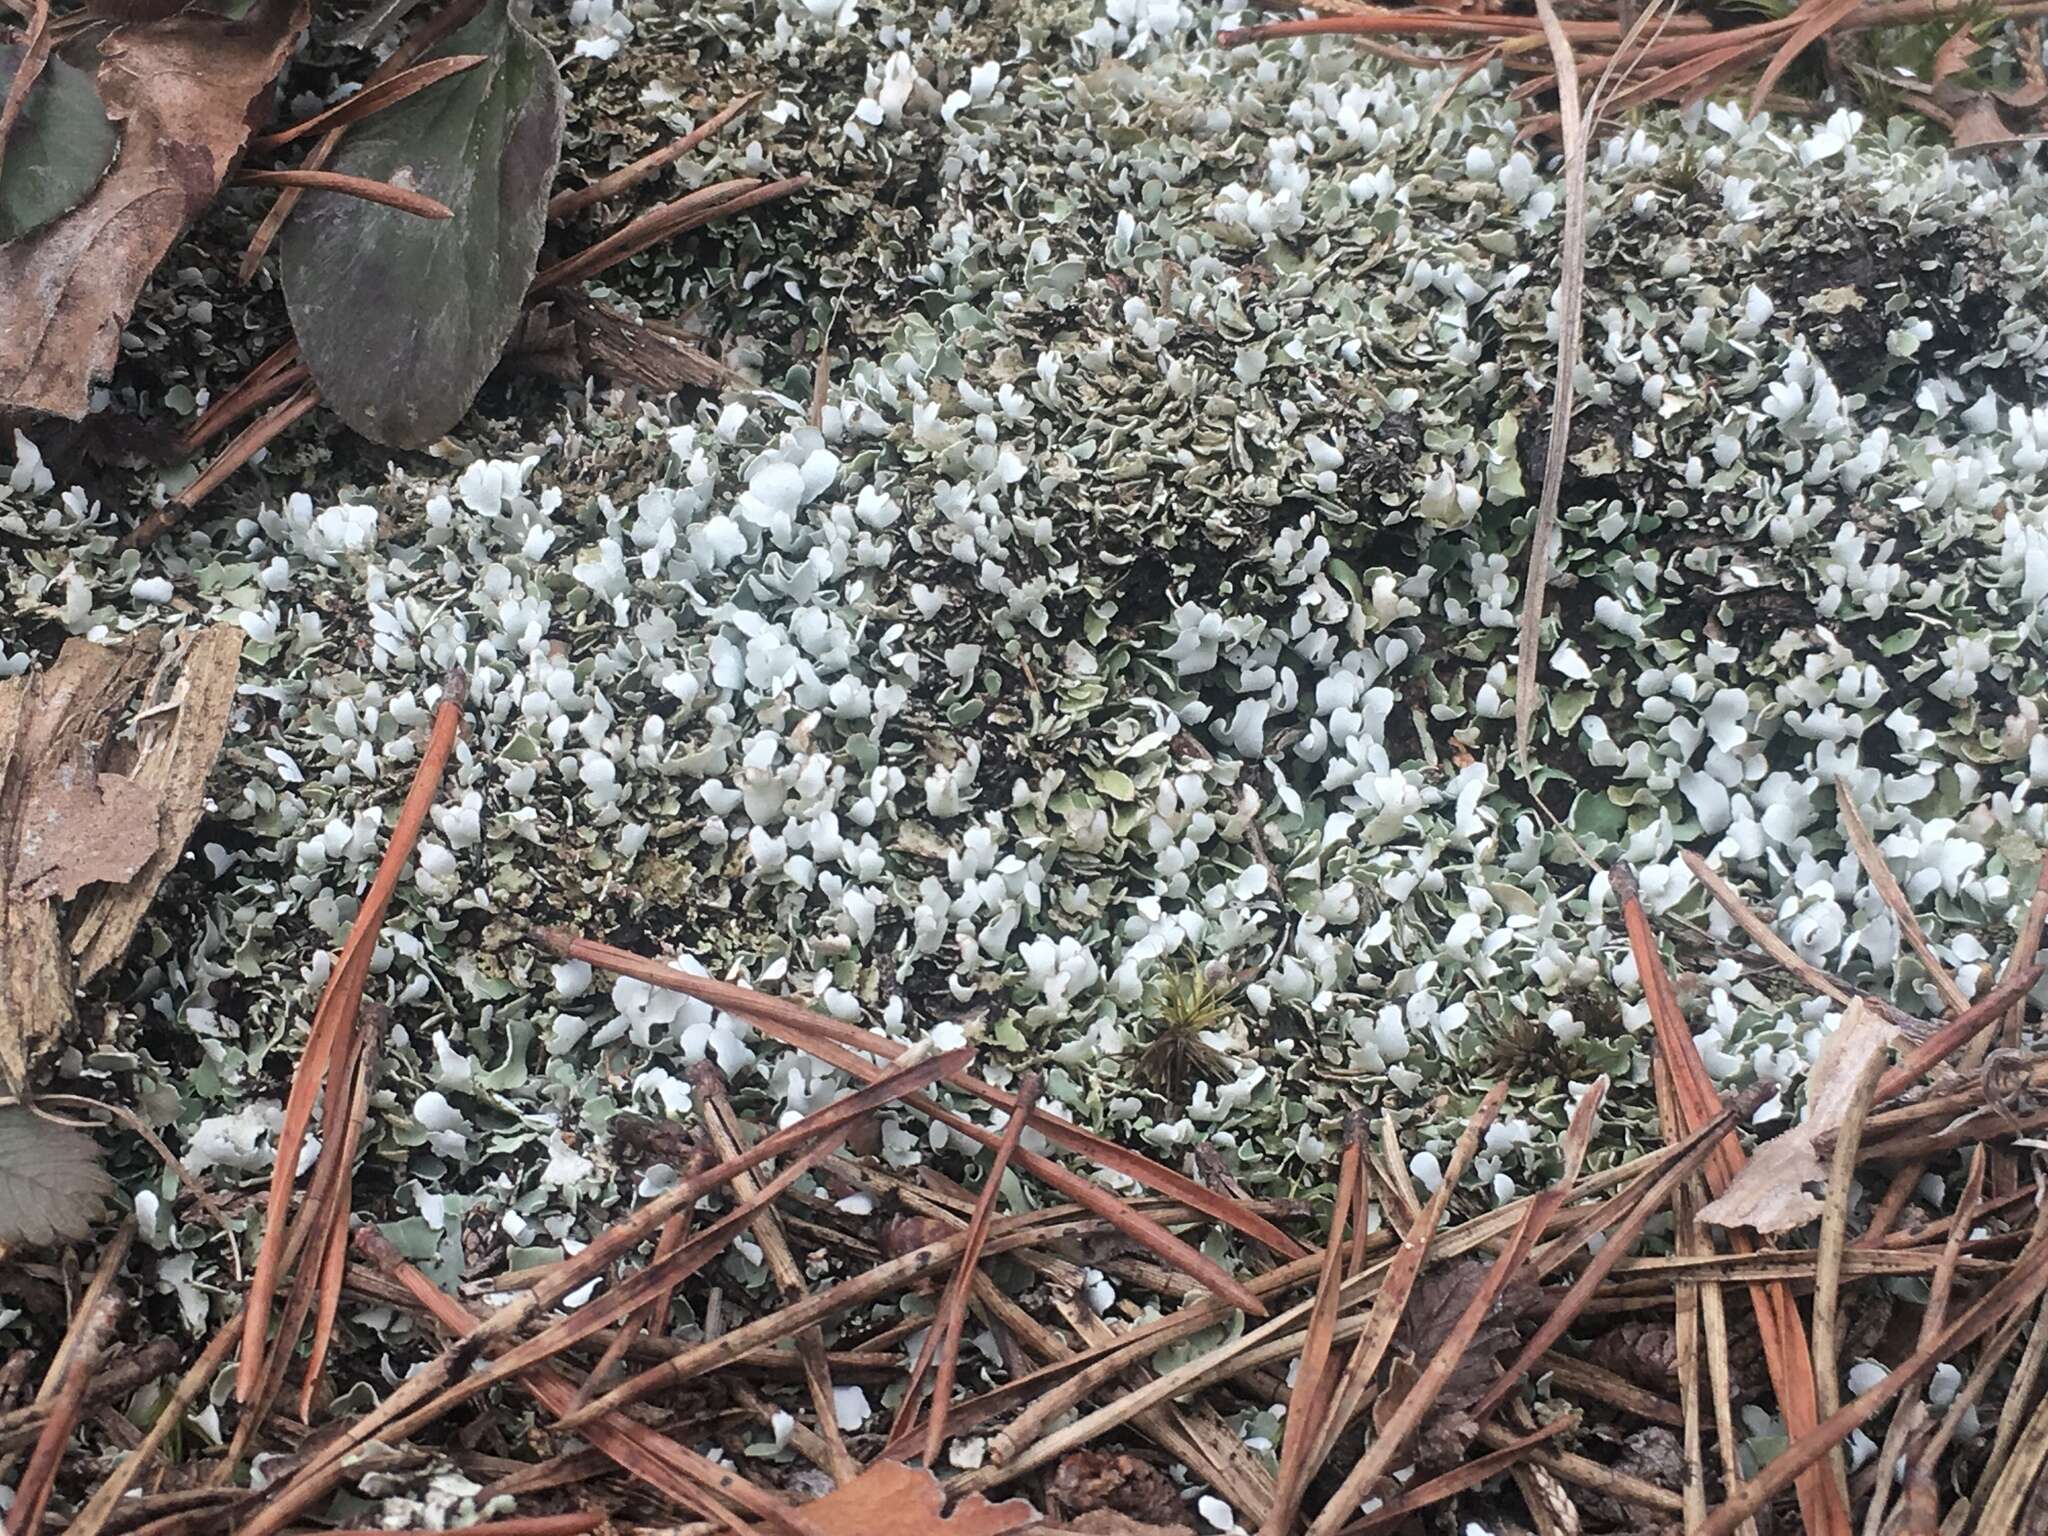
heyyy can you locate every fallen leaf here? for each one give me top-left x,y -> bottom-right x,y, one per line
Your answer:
0,44 -> 121,246
13,761 -> 159,902
0,1106 -> 113,1247
798,1460 -> 1038,1535
69,624 -> 243,979
1049,1452 -> 1190,1531
281,0 -> 565,447
1698,1001 -> 1899,1234
0,0 -> 310,417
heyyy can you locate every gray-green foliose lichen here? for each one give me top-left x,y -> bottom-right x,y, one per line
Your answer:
4,0 -> 2048,1477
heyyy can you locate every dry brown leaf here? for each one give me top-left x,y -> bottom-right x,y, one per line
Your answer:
1372,1258 -> 1543,1470
13,761 -> 159,901
0,0 -> 311,417
1048,1452 -> 1189,1530
794,1460 -> 1039,1535
0,1106 -> 114,1246
1698,1002 -> 1899,1235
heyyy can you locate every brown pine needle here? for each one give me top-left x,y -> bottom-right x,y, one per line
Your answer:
1697,1210 -> 2048,1536
239,668 -> 467,1401
1464,1080 -> 1759,1430
685,1066 -> 856,1484
532,175 -> 809,294
1304,1084 -> 1511,1473
1262,1114 -> 1364,1536
249,54 -> 486,150
1682,850 -> 1922,1034
68,1310 -> 244,1536
356,1231 -> 813,1536
1308,1079 -> 1609,1536
1865,1152 -> 1999,1536
129,384 -> 323,545
536,927 -> 1304,1269
1874,962 -> 2042,1102
899,1072 -> 1040,1468
548,91 -> 757,220
176,354 -> 308,458
1335,1413 -> 1580,1535
238,0 -> 487,280
297,1005 -> 387,1421
232,1050 -> 969,1536
1811,1042 -> 1891,1508
1835,780 -> 1970,1014
1614,859 -> 1852,1536
234,168 -> 453,218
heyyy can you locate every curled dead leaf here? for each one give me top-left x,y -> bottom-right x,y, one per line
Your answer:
779,1456 -> 1037,1535
1698,1002 -> 1900,1235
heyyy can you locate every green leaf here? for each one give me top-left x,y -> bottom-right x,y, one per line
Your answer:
0,1107 -> 113,1247
280,0 -> 564,447
0,47 -> 120,246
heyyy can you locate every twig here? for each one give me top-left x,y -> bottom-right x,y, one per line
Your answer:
1873,963 -> 2042,1102
233,169 -> 453,219
11,1297 -> 118,1535
1512,0 -> 1589,773
548,92 -> 756,220
0,1338 -> 178,1450
1810,1040 -> 1890,1509
68,1312 -> 244,1536
30,1093 -> 241,1281
249,54 -> 486,150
